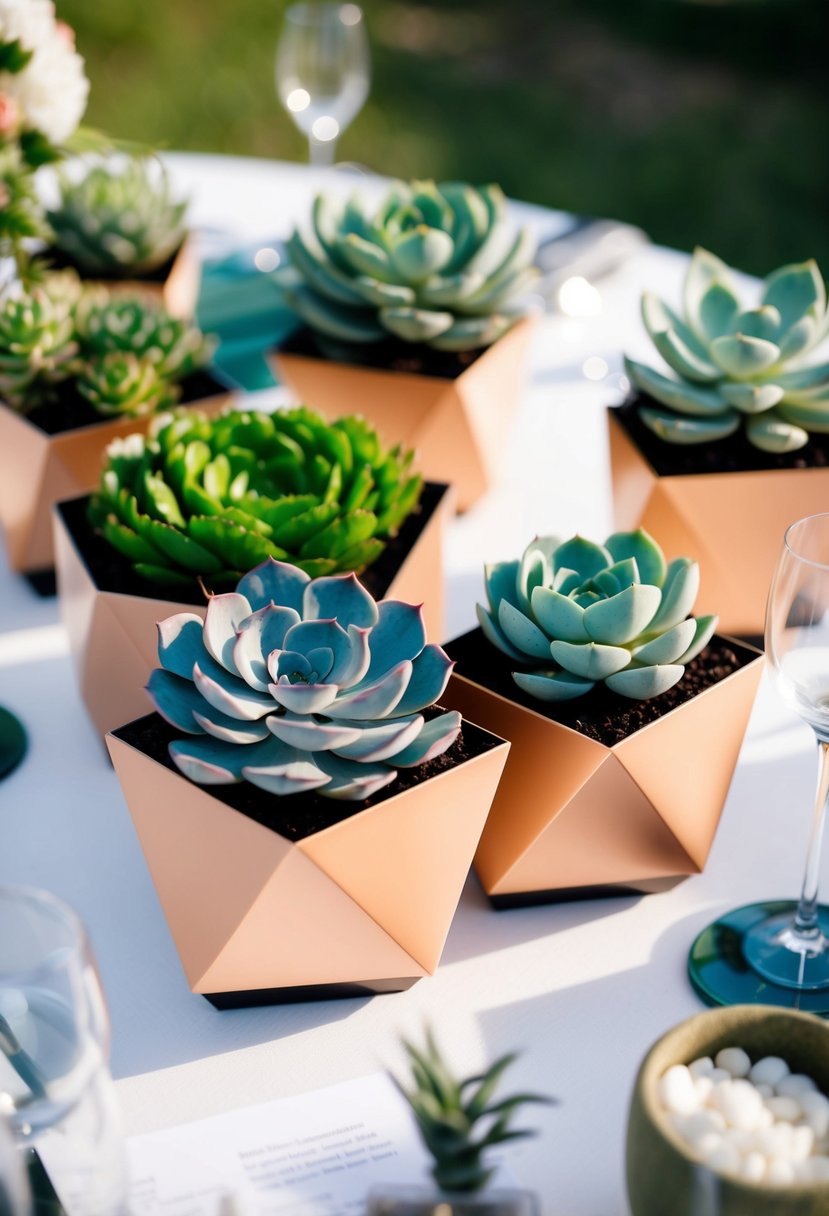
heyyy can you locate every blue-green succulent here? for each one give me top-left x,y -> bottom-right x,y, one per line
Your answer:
478,529 -> 717,702
147,558 -> 461,801
625,248 -> 829,454
281,180 -> 537,352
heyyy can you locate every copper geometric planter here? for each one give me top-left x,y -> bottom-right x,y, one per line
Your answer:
106,713 -> 510,1006
608,409 -> 829,639
55,481 -> 454,740
50,235 -> 201,320
0,377 -> 230,581
271,317 -> 536,513
442,631 -> 763,906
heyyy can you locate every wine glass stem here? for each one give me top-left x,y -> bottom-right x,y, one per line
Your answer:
793,737 -> 829,939
309,136 -> 337,167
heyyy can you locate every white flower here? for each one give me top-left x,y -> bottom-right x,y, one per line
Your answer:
0,0 -> 89,144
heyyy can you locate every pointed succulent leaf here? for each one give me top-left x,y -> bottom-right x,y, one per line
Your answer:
676,614 -> 718,664
683,247 -> 734,338
266,713 -> 362,752
326,660 -> 413,720
392,711 -> 461,767
698,281 -> 741,342
428,314 -> 512,351
731,306 -> 782,344
393,645 -> 455,715
484,559 -> 522,615
719,382 -> 784,414
498,600 -> 553,660
389,226 -> 455,283
530,586 -> 588,642
512,669 -> 595,701
380,306 -> 455,342
550,640 -> 631,680
236,557 -> 310,613
651,327 -> 720,383
551,536 -> 611,581
638,405 -> 741,444
605,530 -> 667,587
645,559 -> 699,632
193,661 -> 276,721
631,618 -> 697,665
232,604 -> 300,691
169,734 -> 284,784
302,571 -> 379,629
605,664 -> 685,700
624,358 -> 728,417
745,411 -> 809,453
476,602 -> 525,661
202,593 -> 252,675
311,751 -> 398,800
777,402 -> 829,433
362,600 -> 427,682
157,613 -> 209,680
709,334 -> 781,379
762,260 -> 825,334
269,677 -> 339,715
332,714 -> 424,762
243,741 -> 333,796
146,669 -> 206,733
582,584 -> 662,646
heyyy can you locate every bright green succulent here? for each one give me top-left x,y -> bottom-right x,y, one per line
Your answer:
478,529 -> 717,702
147,559 -> 461,800
281,179 -> 537,352
625,248 -> 829,454
0,284 -> 77,410
75,295 -> 214,383
394,1028 -> 549,1193
47,158 -> 189,277
76,351 -> 178,418
88,406 -> 424,587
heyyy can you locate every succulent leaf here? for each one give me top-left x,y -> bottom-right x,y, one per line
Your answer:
479,530 -> 717,703
628,250 -> 829,451
147,560 -> 461,800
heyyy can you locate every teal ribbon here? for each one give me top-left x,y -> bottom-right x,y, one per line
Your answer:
196,246 -> 299,393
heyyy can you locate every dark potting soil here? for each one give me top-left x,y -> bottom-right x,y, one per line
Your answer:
446,627 -> 759,748
278,325 -> 486,380
36,244 -> 180,285
24,369 -> 228,438
614,394 -> 829,477
112,709 -> 501,843
57,480 -> 449,607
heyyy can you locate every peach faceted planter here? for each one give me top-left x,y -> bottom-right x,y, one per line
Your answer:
608,409 -> 829,639
55,482 -> 454,739
107,713 -> 509,1006
442,630 -> 763,906
50,235 -> 201,320
0,376 -> 230,583
271,318 -> 536,513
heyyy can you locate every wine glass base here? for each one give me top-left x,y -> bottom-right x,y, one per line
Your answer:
688,900 -> 829,1014
0,706 -> 27,781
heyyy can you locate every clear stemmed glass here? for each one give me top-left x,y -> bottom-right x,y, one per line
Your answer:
0,886 -> 128,1214
276,3 -> 370,166
689,512 -> 829,1012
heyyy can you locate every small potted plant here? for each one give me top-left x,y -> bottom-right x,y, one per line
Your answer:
55,405 -> 453,737
368,1028 -> 550,1215
43,155 -> 199,318
271,179 -> 539,511
611,248 -> 829,638
0,275 -> 227,584
106,560 -> 510,1005
441,528 -> 763,905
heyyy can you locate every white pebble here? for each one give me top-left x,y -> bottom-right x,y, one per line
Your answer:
712,1079 -> 765,1130
753,1124 -> 792,1159
740,1152 -> 767,1183
765,1096 -> 803,1123
694,1076 -> 714,1104
790,1125 -> 816,1163
715,1047 -> 751,1078
659,1065 -> 700,1116
688,1056 -> 714,1079
805,1155 -> 829,1182
767,1158 -> 797,1185
708,1067 -> 732,1085
677,1110 -> 726,1145
800,1091 -> 829,1138
749,1056 -> 790,1088
776,1073 -> 817,1099
702,1140 -> 741,1175
755,1083 -> 774,1099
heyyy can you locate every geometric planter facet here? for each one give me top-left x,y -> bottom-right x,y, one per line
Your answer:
55,482 -> 454,739
45,234 -> 201,320
609,407 -> 829,640
271,318 -> 536,513
107,713 -> 509,1006
442,629 -> 763,906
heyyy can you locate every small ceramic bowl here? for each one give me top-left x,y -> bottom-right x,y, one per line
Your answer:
627,1004 -> 829,1216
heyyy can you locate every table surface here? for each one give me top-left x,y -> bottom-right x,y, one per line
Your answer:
0,154 -> 817,1216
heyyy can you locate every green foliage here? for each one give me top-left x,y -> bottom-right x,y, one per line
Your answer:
76,351 -> 178,417
0,39 -> 33,75
0,286 -> 77,411
395,1028 -> 550,1193
88,406 -> 424,586
626,249 -> 829,454
282,180 -> 537,351
75,295 -> 214,381
479,528 -> 717,702
147,559 -> 460,799
48,157 -> 189,275
0,145 -> 52,281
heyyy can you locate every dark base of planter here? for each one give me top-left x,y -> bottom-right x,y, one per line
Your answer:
204,975 -> 420,1009
738,633 -> 765,652
489,874 -> 686,909
23,568 -> 57,598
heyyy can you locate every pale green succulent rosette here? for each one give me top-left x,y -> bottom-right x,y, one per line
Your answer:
76,351 -> 179,418
478,528 -> 717,702
147,558 -> 461,801
47,158 -> 189,277
625,248 -> 829,455
75,296 -> 215,384
0,285 -> 78,411
281,179 -> 538,352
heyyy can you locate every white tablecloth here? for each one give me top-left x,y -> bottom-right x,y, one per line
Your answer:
0,155 -> 817,1216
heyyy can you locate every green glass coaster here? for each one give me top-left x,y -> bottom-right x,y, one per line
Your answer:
0,706 -> 27,780
689,900 -> 829,1016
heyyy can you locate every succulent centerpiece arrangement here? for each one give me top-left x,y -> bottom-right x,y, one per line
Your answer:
0,271 -> 223,581
609,248 -> 829,636
56,405 -> 453,737
272,179 -> 540,510
442,528 -> 763,906
368,1029 -> 549,1215
106,559 -> 510,1005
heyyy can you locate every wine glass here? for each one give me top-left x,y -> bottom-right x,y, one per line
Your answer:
0,886 -> 128,1214
689,512 -> 829,1011
276,3 -> 370,166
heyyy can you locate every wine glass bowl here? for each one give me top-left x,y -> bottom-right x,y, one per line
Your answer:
690,512 -> 829,1010
276,3 -> 370,166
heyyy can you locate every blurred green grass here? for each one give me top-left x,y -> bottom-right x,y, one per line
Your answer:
59,0 -> 829,273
